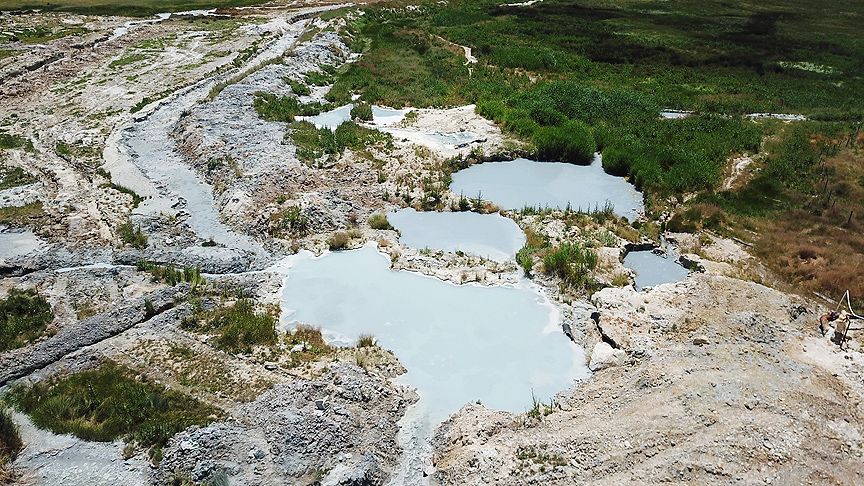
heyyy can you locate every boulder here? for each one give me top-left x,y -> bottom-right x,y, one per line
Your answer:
589,342 -> 625,371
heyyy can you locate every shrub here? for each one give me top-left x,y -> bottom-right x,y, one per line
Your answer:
253,92 -> 301,122
357,334 -> 375,347
135,261 -> 205,289
269,205 -> 309,237
542,243 -> 598,289
6,362 -> 218,451
287,79 -> 311,96
533,120 -> 595,164
118,221 -> 147,249
0,132 -> 32,151
368,213 -> 392,230
0,166 -> 35,191
0,288 -> 54,352
285,325 -> 334,367
186,299 -> 277,354
350,102 -> 374,121
0,408 -> 23,476
328,231 -> 350,250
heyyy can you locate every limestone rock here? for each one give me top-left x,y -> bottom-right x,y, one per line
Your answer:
589,342 -> 625,371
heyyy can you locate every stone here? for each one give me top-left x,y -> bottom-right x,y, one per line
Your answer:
589,342 -> 625,371
693,336 -> 710,346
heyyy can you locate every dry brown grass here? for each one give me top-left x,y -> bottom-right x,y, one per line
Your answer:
750,148 -> 864,304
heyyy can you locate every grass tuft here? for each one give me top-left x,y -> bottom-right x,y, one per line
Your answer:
0,288 -> 53,352
6,362 -> 218,453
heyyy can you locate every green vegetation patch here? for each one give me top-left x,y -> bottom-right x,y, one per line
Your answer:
6,362 -> 219,453
0,166 -> 35,191
288,120 -> 391,166
182,299 -> 278,354
0,288 -> 53,352
284,325 -> 334,367
327,0 -> 863,199
542,242 -> 598,290
0,132 -> 33,151
0,0 -> 263,17
136,260 -> 205,289
0,408 -> 23,479
118,221 -> 147,249
0,201 -> 43,226
0,25 -> 87,44
252,92 -> 326,122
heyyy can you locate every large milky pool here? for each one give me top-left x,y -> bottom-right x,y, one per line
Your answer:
450,156 -> 644,220
278,244 -> 586,423
388,208 -> 525,262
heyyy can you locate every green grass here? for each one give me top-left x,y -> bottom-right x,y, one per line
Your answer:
288,120 -> 391,166
350,102 -> 373,121
0,288 -> 54,352
268,205 -> 309,237
0,132 -> 33,151
542,242 -> 598,290
0,0 -> 263,17
182,299 -> 277,354
0,201 -> 43,226
367,213 -> 391,230
286,79 -> 311,96
356,334 -> 375,347
252,92 -> 328,122
136,261 -> 205,289
326,0 -> 864,201
6,362 -> 219,454
118,221 -> 147,249
109,53 -> 148,69
0,408 -> 22,479
0,166 -> 35,191
0,25 -> 88,44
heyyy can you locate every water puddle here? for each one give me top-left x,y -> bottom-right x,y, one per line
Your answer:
298,104 -> 413,130
108,10 -> 218,42
277,244 -> 586,424
660,110 -> 692,119
450,155 -> 644,220
623,249 -> 689,290
298,104 -> 352,130
373,106 -> 412,126
388,208 -> 525,262
0,230 -> 45,260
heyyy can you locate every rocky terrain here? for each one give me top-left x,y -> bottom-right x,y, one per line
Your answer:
1,2 -> 862,486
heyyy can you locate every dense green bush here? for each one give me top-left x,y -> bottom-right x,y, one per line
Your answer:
7,362 -> 218,451
533,120 -> 595,164
350,102 -> 374,121
183,299 -> 277,354
368,213 -> 392,230
542,243 -> 597,289
0,288 -> 53,352
288,121 -> 391,165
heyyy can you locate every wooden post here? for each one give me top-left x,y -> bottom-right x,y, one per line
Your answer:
847,210 -> 854,226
